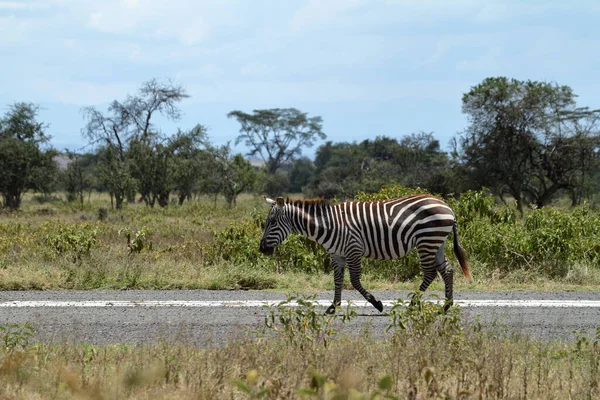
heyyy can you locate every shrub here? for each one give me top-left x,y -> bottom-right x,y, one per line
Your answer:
206,217 -> 331,274
354,184 -> 430,202
43,222 -> 99,262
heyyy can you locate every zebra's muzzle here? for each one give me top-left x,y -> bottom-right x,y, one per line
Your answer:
259,240 -> 274,256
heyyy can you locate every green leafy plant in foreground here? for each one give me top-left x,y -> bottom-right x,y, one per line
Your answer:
386,291 -> 463,338
0,323 -> 35,353
264,293 -> 357,350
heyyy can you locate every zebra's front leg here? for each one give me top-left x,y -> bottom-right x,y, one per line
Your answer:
347,255 -> 383,313
325,255 -> 346,315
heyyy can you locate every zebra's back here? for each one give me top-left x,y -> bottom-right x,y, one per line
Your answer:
340,195 -> 456,260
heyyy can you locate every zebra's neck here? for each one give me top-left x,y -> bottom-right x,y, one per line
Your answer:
285,200 -> 333,245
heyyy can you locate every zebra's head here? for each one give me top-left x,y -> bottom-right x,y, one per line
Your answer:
259,196 -> 292,256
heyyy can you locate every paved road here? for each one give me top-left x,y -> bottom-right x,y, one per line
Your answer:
0,290 -> 599,345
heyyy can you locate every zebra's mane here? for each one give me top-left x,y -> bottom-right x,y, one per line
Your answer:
288,198 -> 331,207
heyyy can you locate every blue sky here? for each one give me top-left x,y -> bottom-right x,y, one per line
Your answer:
1,0 -> 599,158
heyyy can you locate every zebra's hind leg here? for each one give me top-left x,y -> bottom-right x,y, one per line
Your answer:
415,243 -> 454,312
438,261 -> 454,312
347,255 -> 383,313
325,255 -> 346,315
411,245 -> 440,307
432,244 -> 454,312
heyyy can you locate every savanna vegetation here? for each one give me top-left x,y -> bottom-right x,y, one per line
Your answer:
2,295 -> 600,399
0,76 -> 598,291
0,184 -> 599,292
1,76 -> 600,398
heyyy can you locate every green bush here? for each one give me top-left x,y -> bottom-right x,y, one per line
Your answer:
454,194 -> 600,277
354,184 -> 430,202
352,185 -> 600,280
207,184 -> 600,283
43,222 -> 99,262
205,218 -> 331,274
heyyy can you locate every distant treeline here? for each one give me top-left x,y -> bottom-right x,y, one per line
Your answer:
1,77 -> 599,210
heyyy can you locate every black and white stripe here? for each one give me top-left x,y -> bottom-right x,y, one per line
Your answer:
259,195 -> 472,313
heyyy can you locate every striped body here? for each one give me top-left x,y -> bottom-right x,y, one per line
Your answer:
292,195 -> 455,260
260,195 -> 471,313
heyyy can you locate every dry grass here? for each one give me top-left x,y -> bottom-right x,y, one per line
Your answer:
0,299 -> 599,399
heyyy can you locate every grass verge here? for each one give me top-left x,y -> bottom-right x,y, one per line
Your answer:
0,295 -> 599,399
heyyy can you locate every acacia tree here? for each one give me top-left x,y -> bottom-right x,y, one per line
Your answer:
81,79 -> 189,208
458,77 -> 600,211
0,103 -> 58,209
228,108 -> 325,175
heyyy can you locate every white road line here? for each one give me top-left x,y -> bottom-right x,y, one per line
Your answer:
0,300 -> 598,308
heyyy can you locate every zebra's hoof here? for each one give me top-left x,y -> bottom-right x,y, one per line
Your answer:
373,300 -> 383,313
443,300 -> 454,313
324,304 -> 338,315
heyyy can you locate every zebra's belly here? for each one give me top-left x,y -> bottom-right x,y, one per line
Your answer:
362,246 -> 409,261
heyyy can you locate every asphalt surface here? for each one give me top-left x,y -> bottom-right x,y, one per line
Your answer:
0,290 -> 599,345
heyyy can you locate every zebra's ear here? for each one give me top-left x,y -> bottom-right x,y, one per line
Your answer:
276,197 -> 285,208
264,197 -> 276,206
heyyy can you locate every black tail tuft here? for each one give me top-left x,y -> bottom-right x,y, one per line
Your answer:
453,223 -> 472,282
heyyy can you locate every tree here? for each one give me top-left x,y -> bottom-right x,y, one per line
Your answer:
128,138 -> 173,207
95,146 -> 135,210
288,157 -> 315,193
308,141 -> 367,199
62,151 -> 94,206
553,109 -> 600,205
82,79 -> 189,150
169,125 -> 209,205
203,143 -> 257,207
458,77 -> 600,210
81,79 -> 189,209
307,135 -> 451,199
0,103 -> 58,209
228,108 -> 325,175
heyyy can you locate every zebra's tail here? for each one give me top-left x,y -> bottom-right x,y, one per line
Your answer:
452,223 -> 472,282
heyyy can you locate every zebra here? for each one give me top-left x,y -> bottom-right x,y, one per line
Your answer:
259,194 -> 472,314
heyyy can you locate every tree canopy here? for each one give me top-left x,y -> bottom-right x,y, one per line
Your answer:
228,108 -> 325,175
0,103 -> 58,209
457,77 -> 600,210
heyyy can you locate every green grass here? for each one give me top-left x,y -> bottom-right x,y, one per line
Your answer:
0,188 -> 599,292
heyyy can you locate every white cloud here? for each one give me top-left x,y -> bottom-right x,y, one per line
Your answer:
30,79 -> 137,106
289,0 -> 365,32
456,47 -> 502,72
0,15 -> 30,45
0,0 -> 62,10
240,62 -> 275,77
186,78 -> 469,107
83,0 -> 240,45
